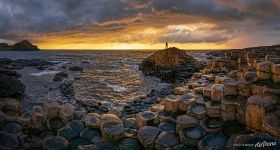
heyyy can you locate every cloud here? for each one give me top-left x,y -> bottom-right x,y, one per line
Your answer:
0,0 -> 279,48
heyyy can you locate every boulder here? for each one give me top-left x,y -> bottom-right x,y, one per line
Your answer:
3,98 -> 21,115
0,131 -> 19,148
0,74 -> 25,99
67,120 -> 85,134
43,101 -> 60,118
100,114 -> 124,140
84,113 -> 100,129
137,126 -> 160,149
19,134 -> 42,149
59,103 -> 75,123
176,115 -> 199,132
136,111 -> 158,128
237,78 -> 251,97
119,138 -> 141,150
3,122 -> 22,136
42,136 -> 69,150
31,106 -> 46,125
246,94 -> 278,131
57,126 -> 78,141
210,84 -> 224,101
80,128 -> 102,143
154,132 -> 179,150
46,117 -> 65,131
53,72 -> 68,82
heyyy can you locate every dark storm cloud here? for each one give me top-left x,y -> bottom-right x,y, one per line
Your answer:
0,0 -> 279,45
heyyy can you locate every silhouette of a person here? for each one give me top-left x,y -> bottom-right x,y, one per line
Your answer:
166,42 -> 168,48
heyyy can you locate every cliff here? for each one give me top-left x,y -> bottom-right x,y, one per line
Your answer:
140,47 -> 203,83
0,40 -> 39,51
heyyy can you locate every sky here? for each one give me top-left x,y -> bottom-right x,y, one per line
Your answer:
0,0 -> 280,50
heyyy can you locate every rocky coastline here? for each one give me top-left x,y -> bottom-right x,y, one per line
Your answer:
1,46 -> 280,149
0,40 -> 39,51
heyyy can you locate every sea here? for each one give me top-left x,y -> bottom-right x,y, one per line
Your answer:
0,50 -> 208,111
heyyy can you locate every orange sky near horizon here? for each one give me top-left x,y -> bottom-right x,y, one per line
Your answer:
1,0 -> 280,50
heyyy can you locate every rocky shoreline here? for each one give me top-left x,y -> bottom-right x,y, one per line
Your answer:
1,46 -> 280,149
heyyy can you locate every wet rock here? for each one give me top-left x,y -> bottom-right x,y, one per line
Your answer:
155,132 -> 179,150
46,117 -> 65,131
158,122 -> 176,133
0,74 -> 24,99
137,126 -> 160,149
3,122 -> 22,136
102,123 -> 125,141
200,117 -> 223,134
262,112 -> 280,138
19,134 -> 42,149
99,114 -> 125,140
43,101 -> 60,118
80,128 -> 102,143
69,66 -> 83,72
59,103 -> 75,123
176,115 -> 199,132
84,113 -> 101,129
2,98 -> 21,115
246,94 -> 278,131
42,136 -> 69,150
0,131 -> 19,148
179,127 -> 205,147
188,104 -> 206,119
119,138 -> 141,150
31,106 -> 46,125
53,72 -> 68,82
67,120 -> 85,134
136,111 -> 158,128
86,139 -> 118,150
222,121 -> 245,137
197,134 -> 228,150
70,137 -> 91,150
139,47 -> 202,83
57,126 -> 78,141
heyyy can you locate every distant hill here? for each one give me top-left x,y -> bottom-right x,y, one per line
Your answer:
0,40 -> 39,51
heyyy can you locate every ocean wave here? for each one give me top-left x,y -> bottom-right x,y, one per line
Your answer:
30,70 -> 60,76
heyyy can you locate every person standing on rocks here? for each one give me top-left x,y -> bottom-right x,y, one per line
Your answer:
166,42 -> 168,49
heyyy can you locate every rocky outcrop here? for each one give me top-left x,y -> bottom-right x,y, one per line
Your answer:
0,40 -> 39,51
0,74 -> 25,99
140,47 -> 203,83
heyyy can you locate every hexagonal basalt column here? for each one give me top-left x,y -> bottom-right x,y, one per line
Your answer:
179,127 -> 205,147
154,132 -> 179,150
246,94 -> 278,131
43,101 -> 60,118
59,103 -> 75,123
176,115 -> 199,132
205,101 -> 221,118
137,126 -> 160,149
164,95 -> 179,112
210,84 -> 224,101
136,111 -> 158,129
